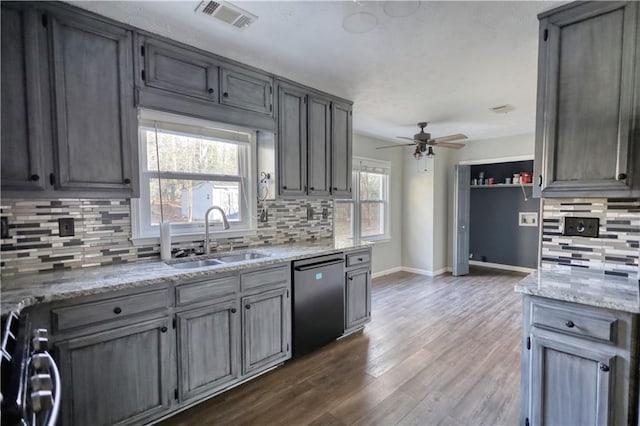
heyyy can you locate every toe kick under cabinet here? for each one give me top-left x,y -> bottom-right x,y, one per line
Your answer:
520,295 -> 640,426
26,263 -> 292,426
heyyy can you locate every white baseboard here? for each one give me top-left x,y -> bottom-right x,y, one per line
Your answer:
469,260 -> 535,274
371,266 -> 403,279
400,266 -> 450,277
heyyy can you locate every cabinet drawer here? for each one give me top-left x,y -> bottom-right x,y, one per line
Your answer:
52,289 -> 169,333
176,276 -> 239,306
346,251 -> 370,268
241,265 -> 289,292
531,302 -> 617,343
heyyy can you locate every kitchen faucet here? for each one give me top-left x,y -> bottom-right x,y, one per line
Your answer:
204,206 -> 230,255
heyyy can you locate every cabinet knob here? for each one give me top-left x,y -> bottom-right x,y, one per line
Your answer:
30,174 -> 40,182
160,326 -> 168,333
208,88 -> 214,94
617,173 -> 627,181
223,92 -> 229,98
282,185 -> 287,190
348,277 -> 353,281
357,257 -> 363,261
123,178 -> 131,184
245,304 -> 251,310
113,307 -> 122,314
565,320 -> 575,328
333,187 -> 338,191
231,308 -> 237,314
600,363 -> 610,372
310,187 -> 315,191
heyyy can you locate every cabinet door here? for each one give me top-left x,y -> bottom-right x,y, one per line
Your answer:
278,83 -> 307,196
242,287 -> 291,375
307,95 -> 332,196
529,334 -> 615,426
331,101 -> 353,198
177,300 -> 240,402
1,4 -> 48,192
345,268 -> 371,331
143,37 -> 218,102
536,2 -> 639,197
48,12 -> 137,195
220,65 -> 273,115
56,317 -> 173,426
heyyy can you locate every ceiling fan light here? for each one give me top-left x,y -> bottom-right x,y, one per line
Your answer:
342,11 -> 378,34
426,146 -> 435,158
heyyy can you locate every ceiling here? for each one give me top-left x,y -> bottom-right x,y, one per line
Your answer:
70,1 -> 562,144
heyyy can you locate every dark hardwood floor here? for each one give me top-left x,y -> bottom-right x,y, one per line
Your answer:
160,268 -> 525,426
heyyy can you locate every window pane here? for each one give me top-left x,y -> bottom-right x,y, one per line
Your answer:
144,129 -> 240,175
334,202 -> 354,242
360,172 -> 384,201
148,179 -> 241,225
360,202 -> 385,237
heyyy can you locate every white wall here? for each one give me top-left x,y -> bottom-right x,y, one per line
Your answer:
446,132 -> 535,267
352,133 -> 403,275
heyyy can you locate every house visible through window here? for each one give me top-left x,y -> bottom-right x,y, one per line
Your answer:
133,110 -> 256,239
335,157 -> 391,242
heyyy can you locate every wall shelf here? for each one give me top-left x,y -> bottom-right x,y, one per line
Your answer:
471,183 -> 533,189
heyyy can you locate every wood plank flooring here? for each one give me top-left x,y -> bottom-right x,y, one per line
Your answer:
160,268 -> 525,426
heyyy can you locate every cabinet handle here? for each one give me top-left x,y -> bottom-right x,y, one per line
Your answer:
223,92 -> 229,98
310,187 -> 315,191
113,307 -> 122,314
617,173 -> 627,180
282,185 -> 287,190
231,308 -> 237,314
538,175 -> 543,187
333,187 -> 338,191
49,173 -> 55,186
348,277 -> 353,281
565,320 -> 574,328
160,326 -> 168,333
245,304 -> 251,310
208,88 -> 214,94
123,178 -> 131,184
30,174 -> 40,182
357,257 -> 363,261
600,363 -> 610,372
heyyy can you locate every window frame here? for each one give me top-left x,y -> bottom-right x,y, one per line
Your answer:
131,109 -> 257,244
335,157 -> 391,243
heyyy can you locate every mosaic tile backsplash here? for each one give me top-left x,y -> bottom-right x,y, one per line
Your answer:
541,198 -> 639,278
0,198 -> 333,277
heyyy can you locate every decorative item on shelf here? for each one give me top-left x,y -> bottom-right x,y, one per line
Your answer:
504,177 -> 512,184
487,178 -> 495,185
513,174 -> 520,184
472,178 -> 478,186
520,172 -> 532,184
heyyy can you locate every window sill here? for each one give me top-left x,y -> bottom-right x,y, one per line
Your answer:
130,229 -> 258,247
362,236 -> 392,244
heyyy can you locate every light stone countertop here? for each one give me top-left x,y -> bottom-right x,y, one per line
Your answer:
1,239 -> 373,315
515,268 -> 640,313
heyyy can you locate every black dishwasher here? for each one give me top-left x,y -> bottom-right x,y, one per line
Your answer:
292,254 -> 345,357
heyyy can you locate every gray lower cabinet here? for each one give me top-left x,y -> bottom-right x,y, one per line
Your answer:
0,3 -> 48,193
331,101 -> 353,198
345,268 -> 371,332
278,82 -> 308,196
307,94 -> 332,196
177,299 -> 240,402
242,286 -> 291,375
56,316 -> 174,426
520,295 -> 639,426
534,1 -> 640,198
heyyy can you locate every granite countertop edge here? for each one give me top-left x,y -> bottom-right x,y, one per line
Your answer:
1,240 -> 373,315
514,270 -> 640,314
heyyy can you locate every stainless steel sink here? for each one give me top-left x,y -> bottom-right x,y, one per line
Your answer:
215,252 -> 270,263
169,259 -> 223,269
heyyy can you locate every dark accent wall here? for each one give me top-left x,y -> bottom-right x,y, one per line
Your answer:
469,161 -> 539,268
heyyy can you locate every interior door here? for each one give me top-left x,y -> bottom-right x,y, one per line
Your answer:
453,164 -> 470,276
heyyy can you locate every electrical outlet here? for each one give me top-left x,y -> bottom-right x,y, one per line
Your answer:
564,217 -> 599,238
307,206 -> 314,220
58,217 -> 75,237
260,209 -> 268,223
1,217 -> 9,239
322,208 -> 328,220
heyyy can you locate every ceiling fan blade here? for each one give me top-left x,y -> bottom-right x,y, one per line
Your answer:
433,141 -> 465,149
376,143 -> 416,149
432,133 -> 468,143
396,136 -> 417,141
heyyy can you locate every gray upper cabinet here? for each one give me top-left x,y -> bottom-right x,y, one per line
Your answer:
345,268 -> 371,332
56,317 -> 174,426
307,95 -> 332,196
278,83 -> 308,196
48,11 -> 136,195
534,1 -> 640,198
142,36 -> 218,102
177,299 -> 240,402
529,333 -> 614,426
1,4 -> 48,193
220,65 -> 273,115
242,286 -> 291,375
331,101 -> 353,198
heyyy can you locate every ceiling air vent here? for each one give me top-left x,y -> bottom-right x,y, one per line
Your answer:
195,0 -> 258,30
489,104 -> 515,114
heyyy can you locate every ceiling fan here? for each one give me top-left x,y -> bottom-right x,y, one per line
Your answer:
377,122 -> 467,158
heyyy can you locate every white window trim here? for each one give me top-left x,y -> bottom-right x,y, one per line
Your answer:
336,156 -> 391,243
131,109 -> 257,244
